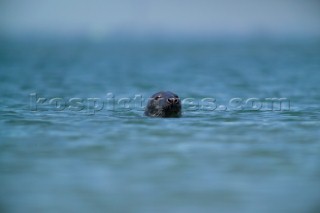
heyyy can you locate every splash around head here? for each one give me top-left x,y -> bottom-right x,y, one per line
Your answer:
144,91 -> 182,118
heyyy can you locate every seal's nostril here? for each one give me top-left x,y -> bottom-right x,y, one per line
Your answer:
167,98 -> 179,104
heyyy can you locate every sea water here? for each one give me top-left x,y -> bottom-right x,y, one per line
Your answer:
1,37 -> 320,213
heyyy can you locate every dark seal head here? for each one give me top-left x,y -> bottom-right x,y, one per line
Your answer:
145,91 -> 181,118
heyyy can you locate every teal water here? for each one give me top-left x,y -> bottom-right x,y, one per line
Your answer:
1,38 -> 320,213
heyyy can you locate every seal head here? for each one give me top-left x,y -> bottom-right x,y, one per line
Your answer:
145,91 -> 181,118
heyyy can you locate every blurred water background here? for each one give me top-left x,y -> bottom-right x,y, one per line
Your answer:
1,1 -> 320,213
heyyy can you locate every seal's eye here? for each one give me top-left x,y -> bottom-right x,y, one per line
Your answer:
154,96 -> 162,100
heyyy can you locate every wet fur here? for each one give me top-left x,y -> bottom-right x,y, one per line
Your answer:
145,91 -> 181,118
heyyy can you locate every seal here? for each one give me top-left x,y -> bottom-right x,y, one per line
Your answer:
145,91 -> 181,117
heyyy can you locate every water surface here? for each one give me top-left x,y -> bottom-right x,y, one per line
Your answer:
1,38 -> 320,213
